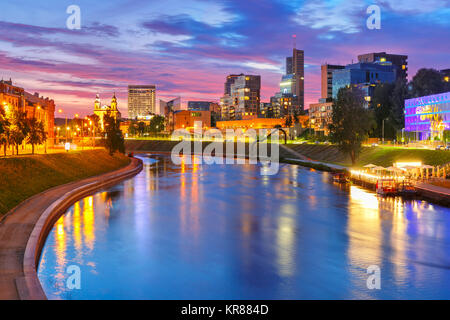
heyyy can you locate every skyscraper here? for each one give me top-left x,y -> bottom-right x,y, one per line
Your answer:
321,64 -> 345,100
272,48 -> 305,117
128,85 -> 156,119
286,57 -> 293,75
291,48 -> 305,110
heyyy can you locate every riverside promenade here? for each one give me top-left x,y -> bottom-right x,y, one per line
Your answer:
0,157 -> 142,300
415,182 -> 450,206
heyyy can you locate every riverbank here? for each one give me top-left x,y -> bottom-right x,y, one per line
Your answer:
285,143 -> 450,167
0,150 -> 130,216
0,155 -> 142,300
125,139 -> 450,205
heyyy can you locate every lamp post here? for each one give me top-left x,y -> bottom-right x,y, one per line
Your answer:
382,117 -> 389,145
58,109 -> 68,144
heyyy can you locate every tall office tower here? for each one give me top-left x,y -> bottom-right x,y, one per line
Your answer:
321,64 -> 345,100
358,52 -> 408,81
286,57 -> 293,74
291,48 -> 305,110
230,74 -> 261,119
128,85 -> 156,119
276,48 -> 304,115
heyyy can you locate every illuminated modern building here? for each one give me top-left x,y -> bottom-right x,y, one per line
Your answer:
332,62 -> 396,106
271,48 -> 305,116
1,79 -> 55,141
404,91 -> 450,141
94,93 -> 121,130
161,97 -> 182,132
358,52 -> 408,81
321,64 -> 345,99
128,85 -> 156,119
221,74 -> 260,120
309,100 -> 333,135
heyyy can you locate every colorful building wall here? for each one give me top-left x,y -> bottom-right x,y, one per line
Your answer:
404,91 -> 450,140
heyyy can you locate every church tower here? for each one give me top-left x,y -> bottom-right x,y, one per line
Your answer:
111,92 -> 117,111
94,93 -> 101,111
110,92 -> 121,120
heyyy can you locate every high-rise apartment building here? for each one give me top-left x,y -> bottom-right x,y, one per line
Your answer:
128,85 -> 156,119
221,74 -> 260,120
321,64 -> 345,100
231,74 -> 260,119
358,52 -> 408,81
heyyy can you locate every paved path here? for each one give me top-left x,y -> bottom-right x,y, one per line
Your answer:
415,182 -> 450,196
0,158 -> 142,300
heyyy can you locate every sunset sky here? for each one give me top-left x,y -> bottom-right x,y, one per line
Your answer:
0,0 -> 449,117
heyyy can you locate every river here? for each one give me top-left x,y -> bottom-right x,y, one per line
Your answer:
38,154 -> 450,299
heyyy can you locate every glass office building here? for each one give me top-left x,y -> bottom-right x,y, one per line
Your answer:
405,91 -> 450,140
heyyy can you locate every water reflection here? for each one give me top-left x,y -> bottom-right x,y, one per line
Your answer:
38,155 -> 450,300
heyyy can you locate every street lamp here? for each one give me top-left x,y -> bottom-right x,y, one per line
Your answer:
382,117 -> 389,144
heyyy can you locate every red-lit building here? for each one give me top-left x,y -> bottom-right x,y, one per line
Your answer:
1,79 -> 55,142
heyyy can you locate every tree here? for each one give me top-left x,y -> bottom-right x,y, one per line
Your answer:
284,115 -> 293,127
9,110 -> 29,155
137,121 -> 146,136
26,118 -> 47,155
103,114 -> 125,155
87,114 -> 101,134
390,78 -> 409,131
329,87 -> 375,165
371,83 -> 396,139
292,108 -> 300,124
0,105 -> 10,156
411,68 -> 450,97
149,115 -> 165,133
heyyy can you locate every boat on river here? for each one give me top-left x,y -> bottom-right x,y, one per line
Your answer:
398,180 -> 417,197
332,173 -> 349,183
376,179 -> 397,196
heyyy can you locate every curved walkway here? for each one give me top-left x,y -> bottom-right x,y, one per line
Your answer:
0,157 -> 143,300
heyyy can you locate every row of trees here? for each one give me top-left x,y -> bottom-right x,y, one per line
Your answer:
127,115 -> 165,137
0,107 -> 47,156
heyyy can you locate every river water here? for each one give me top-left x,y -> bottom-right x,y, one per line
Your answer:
38,154 -> 450,299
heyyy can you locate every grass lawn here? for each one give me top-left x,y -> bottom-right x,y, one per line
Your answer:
0,149 -> 130,216
286,144 -> 450,167
355,147 -> 450,167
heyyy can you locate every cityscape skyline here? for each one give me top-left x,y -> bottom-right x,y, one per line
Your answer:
0,1 -> 449,117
